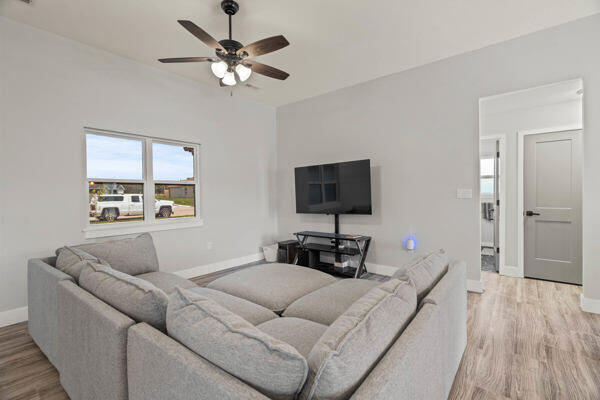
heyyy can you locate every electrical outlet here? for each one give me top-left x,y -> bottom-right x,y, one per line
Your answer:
207,241 -> 213,250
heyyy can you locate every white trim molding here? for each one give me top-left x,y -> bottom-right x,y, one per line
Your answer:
467,278 -> 484,293
581,294 -> 600,315
84,219 -> 204,239
175,252 -> 265,279
0,306 -> 28,328
501,265 -> 524,278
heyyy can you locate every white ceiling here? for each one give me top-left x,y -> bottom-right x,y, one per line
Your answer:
2,0 -> 599,106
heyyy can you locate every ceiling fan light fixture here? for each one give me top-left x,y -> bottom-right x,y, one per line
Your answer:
235,64 -> 252,82
222,71 -> 237,86
158,0 -> 290,89
211,61 -> 227,78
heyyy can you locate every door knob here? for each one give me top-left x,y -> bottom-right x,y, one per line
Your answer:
525,210 -> 540,216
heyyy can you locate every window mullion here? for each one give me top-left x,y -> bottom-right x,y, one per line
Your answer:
144,139 -> 155,223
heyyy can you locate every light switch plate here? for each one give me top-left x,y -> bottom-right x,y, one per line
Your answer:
457,189 -> 473,199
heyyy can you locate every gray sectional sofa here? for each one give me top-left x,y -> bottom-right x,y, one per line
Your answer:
27,233 -> 467,400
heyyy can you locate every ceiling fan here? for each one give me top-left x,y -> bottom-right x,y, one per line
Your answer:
158,0 -> 290,88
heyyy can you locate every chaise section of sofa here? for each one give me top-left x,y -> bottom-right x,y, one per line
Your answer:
27,257 -> 73,365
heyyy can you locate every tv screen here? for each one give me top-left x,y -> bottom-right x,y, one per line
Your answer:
294,159 -> 372,215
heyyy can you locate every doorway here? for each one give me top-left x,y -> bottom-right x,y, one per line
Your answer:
480,137 -> 502,273
479,78 -> 583,283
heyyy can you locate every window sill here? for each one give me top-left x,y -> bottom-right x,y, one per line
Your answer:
83,218 -> 204,239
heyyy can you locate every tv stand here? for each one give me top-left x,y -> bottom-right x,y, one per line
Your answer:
293,230 -> 372,278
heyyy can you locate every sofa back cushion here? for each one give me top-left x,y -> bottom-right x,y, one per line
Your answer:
56,246 -> 110,282
167,287 -> 308,400
392,249 -> 449,303
56,233 -> 159,276
302,279 -> 417,400
79,262 -> 168,330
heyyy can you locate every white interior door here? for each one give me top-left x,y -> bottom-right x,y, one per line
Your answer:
524,130 -> 582,284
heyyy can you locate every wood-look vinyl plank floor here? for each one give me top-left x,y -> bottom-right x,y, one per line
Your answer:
2,268 -> 600,399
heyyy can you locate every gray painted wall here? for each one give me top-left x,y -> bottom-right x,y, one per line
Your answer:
276,14 -> 600,295
0,17 -> 278,313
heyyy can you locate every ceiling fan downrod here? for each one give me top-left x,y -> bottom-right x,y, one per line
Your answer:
221,0 -> 239,41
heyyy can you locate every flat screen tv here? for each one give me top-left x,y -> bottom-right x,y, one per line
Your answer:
295,159 -> 372,215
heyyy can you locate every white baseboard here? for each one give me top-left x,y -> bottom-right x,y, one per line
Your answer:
467,278 -> 484,293
366,263 -> 397,277
581,294 -> 600,315
500,265 -> 524,278
371,263 -> 484,293
175,252 -> 265,279
0,306 -> 28,328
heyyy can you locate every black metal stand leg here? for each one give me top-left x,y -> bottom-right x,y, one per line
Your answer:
354,239 -> 371,278
293,234 -> 307,265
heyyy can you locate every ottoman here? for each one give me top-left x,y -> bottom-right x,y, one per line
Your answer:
207,263 -> 337,313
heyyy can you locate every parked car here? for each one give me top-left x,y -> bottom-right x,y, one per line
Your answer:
90,194 -> 174,221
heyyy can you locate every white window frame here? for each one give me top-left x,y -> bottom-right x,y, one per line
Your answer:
480,156 -> 495,198
83,128 -> 203,238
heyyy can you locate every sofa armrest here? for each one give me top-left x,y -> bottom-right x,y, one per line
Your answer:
57,280 -> 135,400
422,260 -> 467,398
350,304 -> 445,400
27,257 -> 73,365
128,323 -> 270,400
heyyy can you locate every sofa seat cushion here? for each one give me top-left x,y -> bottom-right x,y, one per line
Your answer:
79,262 -> 168,330
136,271 -> 197,295
56,233 -> 159,276
55,246 -> 110,282
207,263 -> 337,313
257,317 -> 328,358
188,287 -> 278,326
283,279 -> 380,326
301,279 -> 417,400
167,287 -> 308,400
392,249 -> 449,303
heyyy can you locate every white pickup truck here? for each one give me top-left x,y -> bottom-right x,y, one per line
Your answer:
90,194 -> 174,221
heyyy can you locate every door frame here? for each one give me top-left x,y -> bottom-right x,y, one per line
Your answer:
480,134 -> 506,276
517,124 -> 583,279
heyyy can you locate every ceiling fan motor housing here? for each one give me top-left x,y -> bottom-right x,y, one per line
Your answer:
221,0 -> 239,15
219,39 -> 243,53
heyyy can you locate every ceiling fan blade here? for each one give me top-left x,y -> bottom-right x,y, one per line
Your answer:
243,60 -> 289,80
158,57 -> 216,63
238,35 -> 289,58
178,20 -> 226,53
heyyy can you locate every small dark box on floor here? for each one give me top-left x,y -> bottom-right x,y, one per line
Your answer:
277,240 -> 298,264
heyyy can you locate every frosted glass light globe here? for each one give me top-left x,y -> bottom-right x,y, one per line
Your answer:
211,61 -> 227,79
222,71 -> 237,86
235,64 -> 252,82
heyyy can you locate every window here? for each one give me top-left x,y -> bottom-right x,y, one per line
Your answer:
85,129 -> 200,237
152,143 -> 196,220
480,157 -> 495,195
